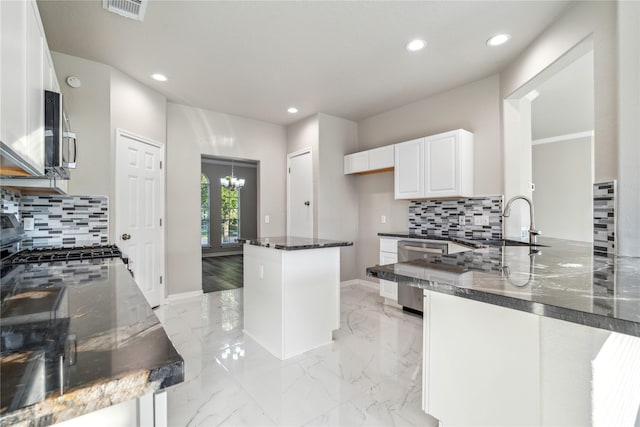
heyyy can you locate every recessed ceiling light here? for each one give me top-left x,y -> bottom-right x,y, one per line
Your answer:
486,34 -> 511,47
524,90 -> 540,101
287,107 -> 299,114
151,73 -> 167,82
405,39 -> 427,52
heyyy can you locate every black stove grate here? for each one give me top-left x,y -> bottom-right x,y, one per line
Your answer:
4,245 -> 122,265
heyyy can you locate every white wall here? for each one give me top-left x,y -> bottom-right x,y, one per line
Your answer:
166,103 -> 287,296
500,1 -> 617,183
51,53 -> 167,245
532,137 -> 593,242
286,113 -> 359,281
617,0 -> 640,257
317,113 -> 358,281
51,52 -> 111,198
355,75 -> 502,281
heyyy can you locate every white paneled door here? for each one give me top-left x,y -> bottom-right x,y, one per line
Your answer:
287,149 -> 313,238
115,129 -> 165,307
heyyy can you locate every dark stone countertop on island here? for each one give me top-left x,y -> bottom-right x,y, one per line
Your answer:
239,236 -> 353,251
0,258 -> 184,427
367,237 -> 640,337
377,231 -> 486,248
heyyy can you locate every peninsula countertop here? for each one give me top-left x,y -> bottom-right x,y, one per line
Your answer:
367,237 -> 640,337
0,258 -> 184,427
240,236 -> 353,251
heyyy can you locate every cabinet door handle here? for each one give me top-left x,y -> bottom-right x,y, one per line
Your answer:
304,201 -> 310,206
121,233 -> 131,241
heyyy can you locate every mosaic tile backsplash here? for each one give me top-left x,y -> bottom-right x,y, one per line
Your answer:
17,195 -> 109,248
409,196 -> 503,240
1,188 -> 20,215
593,181 -> 616,257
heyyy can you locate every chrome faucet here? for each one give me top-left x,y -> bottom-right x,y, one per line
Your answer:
502,195 -> 541,245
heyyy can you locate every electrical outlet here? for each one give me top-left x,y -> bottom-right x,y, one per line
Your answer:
521,227 -> 529,239
473,216 -> 490,226
381,215 -> 387,224
23,218 -> 35,231
264,215 -> 270,224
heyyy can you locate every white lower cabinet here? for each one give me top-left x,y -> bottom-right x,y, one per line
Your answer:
379,251 -> 398,300
422,290 -> 620,426
379,237 -> 399,302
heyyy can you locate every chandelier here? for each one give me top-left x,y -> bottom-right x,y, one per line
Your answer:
220,161 -> 245,191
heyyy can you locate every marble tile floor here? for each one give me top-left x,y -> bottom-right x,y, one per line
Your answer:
154,284 -> 438,427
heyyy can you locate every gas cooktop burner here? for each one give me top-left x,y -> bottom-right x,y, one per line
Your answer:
4,245 -> 122,265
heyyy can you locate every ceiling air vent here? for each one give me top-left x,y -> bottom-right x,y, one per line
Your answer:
103,0 -> 148,21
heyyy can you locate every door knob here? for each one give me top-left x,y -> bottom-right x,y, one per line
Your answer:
121,233 -> 131,240
304,201 -> 310,206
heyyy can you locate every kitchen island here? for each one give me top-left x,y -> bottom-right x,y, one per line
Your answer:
367,237 -> 640,426
241,236 -> 353,360
0,258 -> 184,427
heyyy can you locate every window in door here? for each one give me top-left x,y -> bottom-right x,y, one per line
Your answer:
221,186 -> 240,244
201,174 -> 210,247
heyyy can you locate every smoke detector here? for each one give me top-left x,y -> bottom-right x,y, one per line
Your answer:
103,0 -> 148,21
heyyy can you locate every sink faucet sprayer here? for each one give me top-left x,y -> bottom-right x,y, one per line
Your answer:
502,195 -> 541,246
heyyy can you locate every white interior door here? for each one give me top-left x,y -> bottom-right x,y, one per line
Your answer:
287,149 -> 313,238
115,129 -> 165,307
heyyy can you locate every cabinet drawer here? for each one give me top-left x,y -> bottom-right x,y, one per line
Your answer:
379,238 -> 398,254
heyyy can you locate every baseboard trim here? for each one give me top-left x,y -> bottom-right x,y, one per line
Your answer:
341,278 -> 379,290
165,290 -> 204,304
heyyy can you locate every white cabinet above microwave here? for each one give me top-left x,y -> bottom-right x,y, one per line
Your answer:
394,129 -> 473,199
344,145 -> 394,175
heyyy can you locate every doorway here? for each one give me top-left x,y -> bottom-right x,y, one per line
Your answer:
200,156 -> 257,293
287,148 -> 313,238
115,129 -> 165,307
503,37 -> 594,242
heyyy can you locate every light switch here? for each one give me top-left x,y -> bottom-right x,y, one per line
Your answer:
381,215 -> 387,224
259,265 -> 264,279
264,215 -> 270,224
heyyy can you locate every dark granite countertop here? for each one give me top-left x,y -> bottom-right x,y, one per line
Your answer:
0,258 -> 184,426
378,231 -> 486,248
240,236 -> 353,251
367,237 -> 640,337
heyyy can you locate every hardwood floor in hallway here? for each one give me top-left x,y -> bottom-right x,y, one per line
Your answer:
202,254 -> 243,293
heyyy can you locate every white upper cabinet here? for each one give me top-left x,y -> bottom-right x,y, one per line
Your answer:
394,138 -> 424,199
344,151 -> 369,174
0,0 -> 52,176
394,129 -> 473,199
344,144 -> 394,175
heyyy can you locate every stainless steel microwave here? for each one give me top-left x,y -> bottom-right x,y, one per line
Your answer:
44,90 -> 77,178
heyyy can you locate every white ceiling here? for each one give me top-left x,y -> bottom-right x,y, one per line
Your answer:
38,1 -> 571,126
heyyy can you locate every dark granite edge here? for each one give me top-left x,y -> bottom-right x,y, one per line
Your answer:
377,232 -> 484,249
239,238 -> 353,251
0,369 -> 163,427
150,359 -> 185,389
366,266 -> 640,338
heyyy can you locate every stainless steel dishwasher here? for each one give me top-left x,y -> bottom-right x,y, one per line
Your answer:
397,240 -> 449,314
